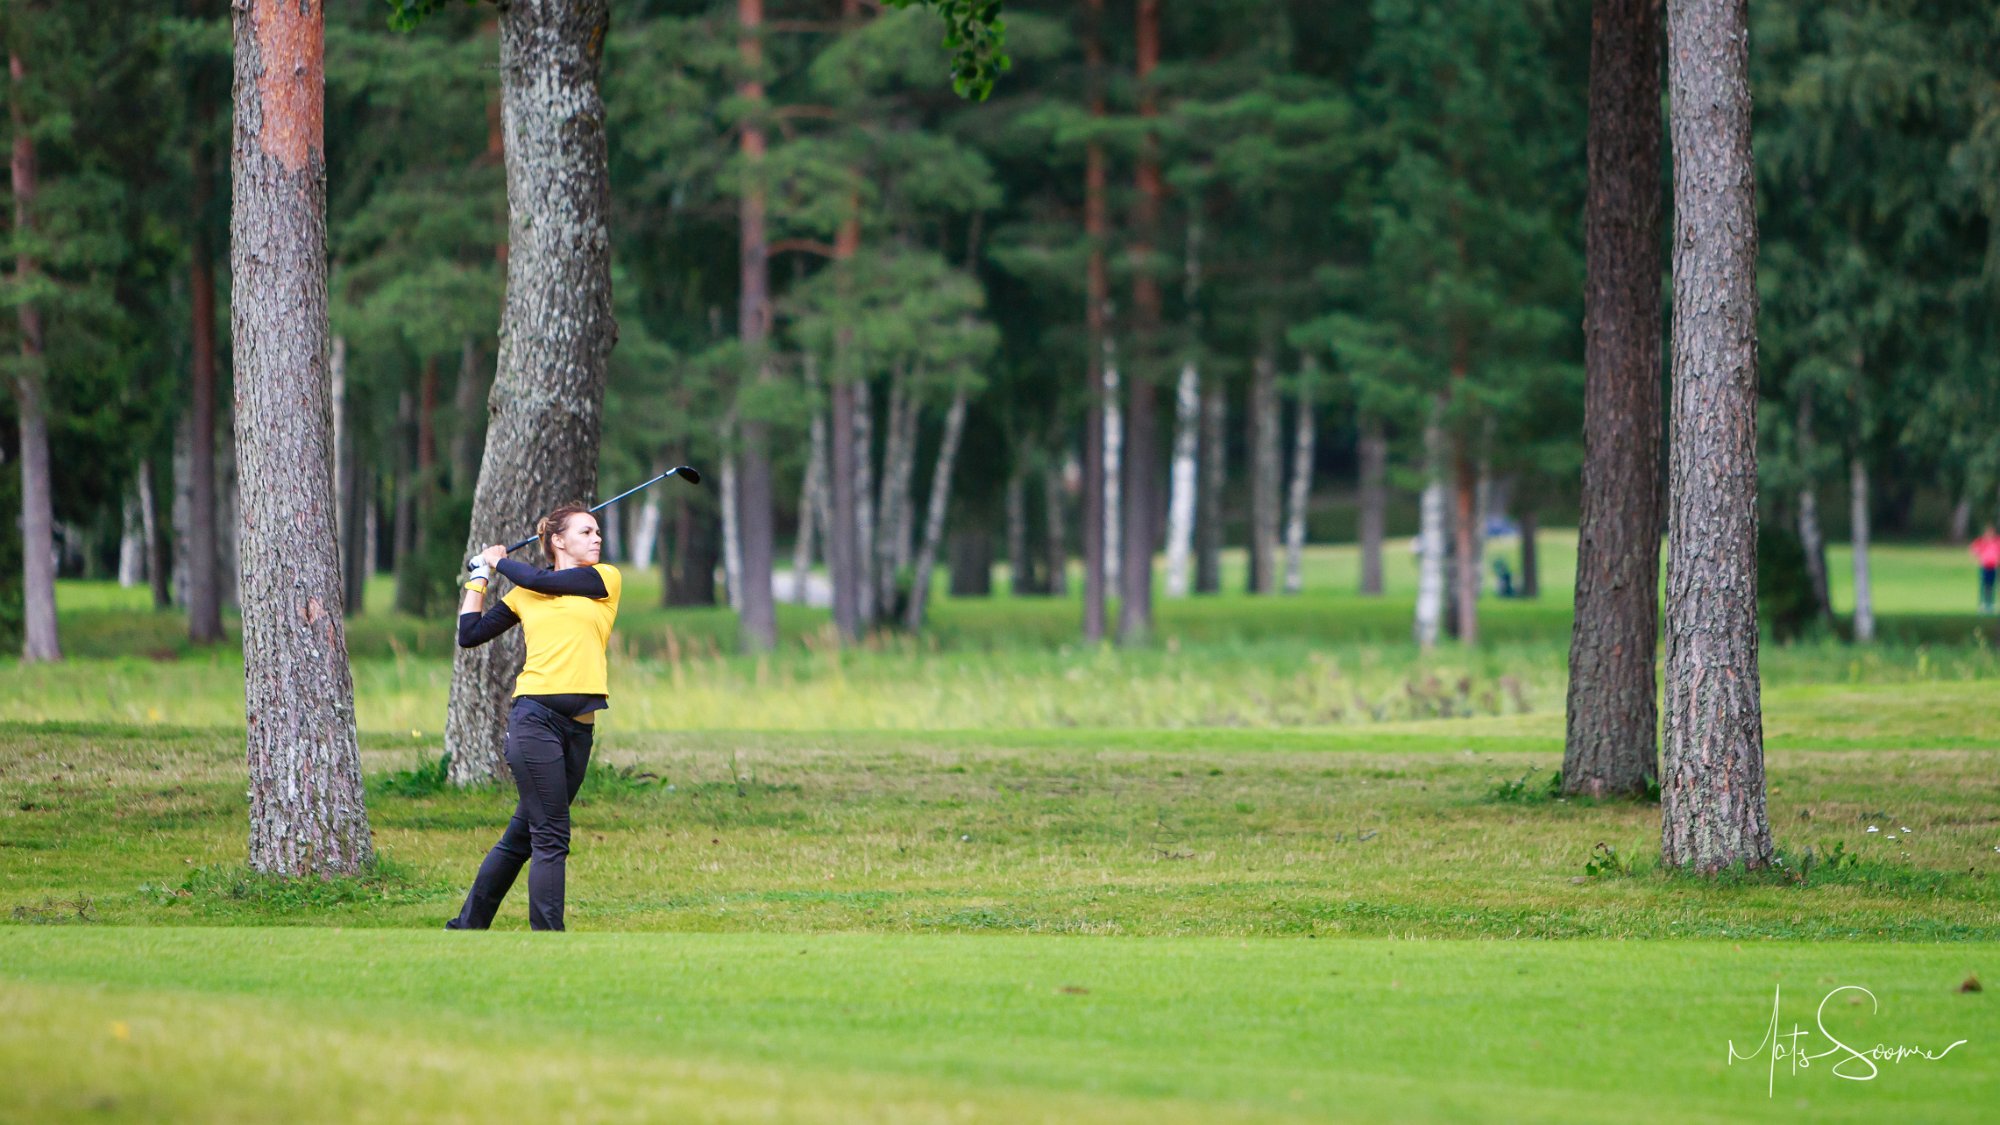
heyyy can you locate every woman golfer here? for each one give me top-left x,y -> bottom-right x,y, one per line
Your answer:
445,503 -> 622,932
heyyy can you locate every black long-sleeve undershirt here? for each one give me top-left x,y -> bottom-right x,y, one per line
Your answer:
456,561 -> 609,649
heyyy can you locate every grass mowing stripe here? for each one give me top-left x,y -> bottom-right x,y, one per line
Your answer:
1,928 -> 1994,1123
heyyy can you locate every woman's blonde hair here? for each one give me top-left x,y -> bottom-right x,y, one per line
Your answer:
537,503 -> 593,566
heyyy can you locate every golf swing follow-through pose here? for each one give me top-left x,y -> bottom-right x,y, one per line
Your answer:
445,468 -> 699,932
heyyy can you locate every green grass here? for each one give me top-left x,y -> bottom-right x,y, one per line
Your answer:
6,536 -> 1998,1120
4,928 -> 1994,1123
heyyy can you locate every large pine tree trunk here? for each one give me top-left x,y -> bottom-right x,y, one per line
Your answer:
1282,363 -> 1315,595
1660,0 -> 1772,874
187,115 -> 225,645
906,390 -> 968,628
1042,458 -> 1067,595
1357,417 -> 1386,596
230,0 -> 373,874
733,0 -> 777,651
1793,391 -> 1833,622
1195,382 -> 1223,594
1414,396 -> 1447,649
447,0 -> 615,786
1565,0 -> 1664,799
10,50 -> 58,662
1850,452 -> 1873,643
1247,344 -> 1280,594
1081,0 -> 1110,643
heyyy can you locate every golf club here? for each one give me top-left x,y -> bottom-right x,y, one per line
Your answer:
482,466 -> 703,560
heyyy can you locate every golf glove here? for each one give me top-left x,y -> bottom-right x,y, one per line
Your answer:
464,554 -> 494,588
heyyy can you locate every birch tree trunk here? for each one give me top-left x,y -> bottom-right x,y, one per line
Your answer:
792,412 -> 822,604
1195,383 -> 1223,594
1414,403 -> 1448,650
447,0 -> 615,786
1080,0 -> 1109,643
875,373 -> 911,611
9,48 -> 58,662
1116,0 -> 1162,646
1565,0 -> 1664,800
829,379 -> 861,638
230,0 -> 373,875
906,390 -> 969,629
1850,453 -> 1873,643
1005,467 -> 1030,594
1102,355 -> 1122,590
1282,363 -> 1315,595
1660,0 -> 1773,874
1357,417 -> 1386,596
600,500 -> 622,563
893,387 -> 918,578
720,450 -> 743,610
141,459 -> 171,610
1042,459 -> 1067,595
330,334 -> 349,602
119,490 -> 146,587
855,377 -> 876,624
1247,345 -> 1280,594
1165,359 -> 1200,597
631,473 -> 661,568
1793,391 -> 1833,622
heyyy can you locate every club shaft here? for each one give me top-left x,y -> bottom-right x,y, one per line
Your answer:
504,468 -> 691,553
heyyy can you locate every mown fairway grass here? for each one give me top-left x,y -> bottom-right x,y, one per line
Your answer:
3,541 -> 1996,1120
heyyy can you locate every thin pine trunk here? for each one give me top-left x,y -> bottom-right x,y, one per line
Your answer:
733,0 -> 777,651
230,0 -> 373,874
10,46 -> 57,662
1452,441 -> 1479,644
447,0 -> 615,786
828,207 -> 863,639
876,373 -> 910,611
1195,383 -> 1223,594
1850,452 -> 1873,643
450,334 -> 484,495
1102,356 -> 1122,590
1248,344 -> 1280,594
1005,467 -> 1030,594
1660,0 -> 1772,874
1282,363 -> 1315,595
1565,0 -> 1665,800
906,390 -> 969,629
1357,417 -> 1386,596
1414,396 -> 1448,649
1519,508 -> 1540,598
793,411 -> 823,605
1042,459 -> 1067,596
185,31 -> 224,646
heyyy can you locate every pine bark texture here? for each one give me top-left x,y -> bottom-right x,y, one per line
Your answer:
10,49 -> 58,662
1357,418 -> 1386,596
1660,0 -> 1773,873
446,0 -> 615,786
229,0 -> 374,875
1565,0 -> 1664,799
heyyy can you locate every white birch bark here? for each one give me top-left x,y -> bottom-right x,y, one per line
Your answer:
720,451 -> 743,611
906,389 -> 968,629
1164,359 -> 1200,597
855,377 -> 876,623
1414,396 -> 1448,648
118,488 -> 145,587
1282,363 -> 1316,594
1102,352 -> 1122,588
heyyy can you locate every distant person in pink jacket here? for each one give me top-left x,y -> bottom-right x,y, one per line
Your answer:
1973,526 -> 2000,614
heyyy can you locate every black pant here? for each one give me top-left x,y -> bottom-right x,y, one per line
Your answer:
447,698 -> 594,931
1982,567 -> 1996,612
